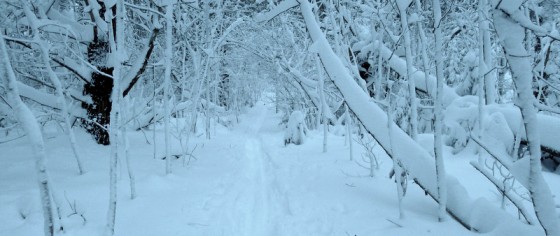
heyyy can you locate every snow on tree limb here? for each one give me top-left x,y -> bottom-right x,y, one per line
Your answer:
353,21 -> 560,155
16,82 -> 87,118
470,161 -> 536,225
493,4 -> 560,235
294,0 -> 543,233
1,35 -> 55,236
121,27 -> 160,97
254,0 -> 298,23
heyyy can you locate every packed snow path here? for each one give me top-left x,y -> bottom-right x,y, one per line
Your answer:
209,103 -> 283,235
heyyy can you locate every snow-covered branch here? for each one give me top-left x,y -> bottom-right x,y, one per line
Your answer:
121,26 -> 161,96
293,0 -> 544,233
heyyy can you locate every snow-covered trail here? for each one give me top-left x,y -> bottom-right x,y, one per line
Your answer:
201,102 -> 287,236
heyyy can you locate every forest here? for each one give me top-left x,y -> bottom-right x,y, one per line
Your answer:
1,0 -> 560,235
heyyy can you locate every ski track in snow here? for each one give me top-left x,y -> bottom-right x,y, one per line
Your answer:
204,103 -> 283,236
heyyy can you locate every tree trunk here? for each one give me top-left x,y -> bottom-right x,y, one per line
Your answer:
1,36 -> 55,236
164,3 -> 174,175
432,0 -> 447,222
397,0 -> 418,141
83,7 -> 114,145
492,6 -> 560,235
105,1 -> 123,234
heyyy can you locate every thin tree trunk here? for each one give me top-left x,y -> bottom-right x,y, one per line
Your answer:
375,29 -> 385,100
123,122 -> 136,199
164,2 -> 174,175
153,75 -> 157,159
1,35 -> 55,236
477,0 -> 486,166
493,6 -> 560,235
413,0 -> 432,100
432,0 -> 447,222
345,104 -> 353,161
480,0 -> 495,104
387,86 -> 404,219
396,0 -> 418,141
23,4 -> 85,175
318,56 -> 327,153
105,1 -> 124,234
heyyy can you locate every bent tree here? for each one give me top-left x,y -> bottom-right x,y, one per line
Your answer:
258,0 -> 560,234
1,36 -> 55,236
492,1 -> 560,235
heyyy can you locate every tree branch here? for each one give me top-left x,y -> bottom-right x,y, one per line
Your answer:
122,27 -> 160,97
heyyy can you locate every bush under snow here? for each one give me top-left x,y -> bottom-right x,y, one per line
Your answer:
284,110 -> 307,145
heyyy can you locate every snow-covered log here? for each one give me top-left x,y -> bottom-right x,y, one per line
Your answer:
293,0 -> 542,233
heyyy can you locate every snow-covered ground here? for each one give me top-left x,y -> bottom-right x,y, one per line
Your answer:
1,101 -> 558,235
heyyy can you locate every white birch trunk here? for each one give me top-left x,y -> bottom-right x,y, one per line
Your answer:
23,4 -> 85,175
480,0 -> 495,104
432,0 -> 447,222
477,0 -> 486,166
1,35 -> 55,236
493,5 -> 560,235
153,80 -> 157,159
387,87 -> 404,219
164,3 -> 174,175
205,77 -> 211,140
318,57 -> 327,153
105,0 -> 124,234
397,0 -> 418,141
345,104 -> 353,161
123,123 -> 136,199
375,29 -> 385,100
394,157 -> 405,219
413,0 -> 432,99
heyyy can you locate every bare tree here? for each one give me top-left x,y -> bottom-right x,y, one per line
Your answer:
1,35 -> 55,236
431,0 -> 447,222
492,2 -> 560,235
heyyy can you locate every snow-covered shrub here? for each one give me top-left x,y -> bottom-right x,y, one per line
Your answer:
444,96 -> 517,155
284,110 -> 307,145
388,80 -> 411,132
444,96 -> 479,154
454,50 -> 479,97
482,112 -> 514,154
331,114 -> 347,136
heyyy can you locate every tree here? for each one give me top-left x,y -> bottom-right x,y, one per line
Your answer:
492,1 -> 560,235
431,0 -> 447,222
1,34 -> 55,236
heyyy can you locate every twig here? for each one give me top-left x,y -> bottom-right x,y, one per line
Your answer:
470,161 -> 535,225
386,218 -> 403,228
0,134 -> 26,144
